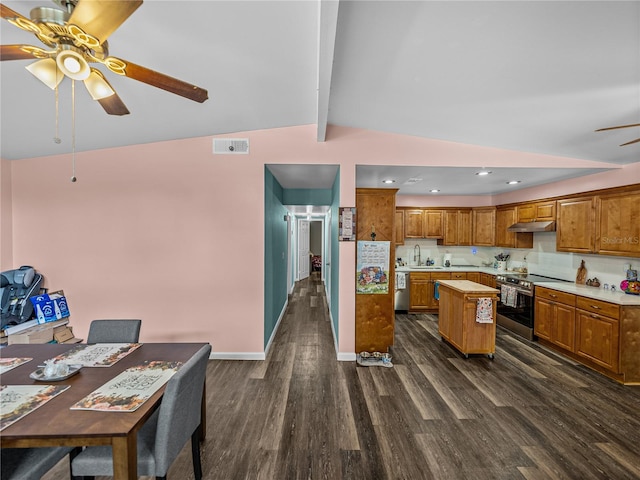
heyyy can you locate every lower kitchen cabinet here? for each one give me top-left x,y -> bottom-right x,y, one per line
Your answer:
479,273 -> 496,288
409,272 -> 451,313
534,286 -> 576,352
535,286 -> 640,384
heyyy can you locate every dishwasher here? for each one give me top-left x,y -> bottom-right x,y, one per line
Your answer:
395,272 -> 409,311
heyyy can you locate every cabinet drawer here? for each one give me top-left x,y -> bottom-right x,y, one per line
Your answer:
409,272 -> 431,281
431,272 -> 452,281
451,272 -> 467,280
576,296 -> 619,319
535,286 -> 576,306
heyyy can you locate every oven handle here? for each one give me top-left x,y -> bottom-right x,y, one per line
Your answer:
496,283 -> 534,297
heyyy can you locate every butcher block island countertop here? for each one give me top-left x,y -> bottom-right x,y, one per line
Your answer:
437,279 -> 499,294
437,280 -> 500,359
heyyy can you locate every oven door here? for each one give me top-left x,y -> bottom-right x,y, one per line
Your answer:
496,284 -> 534,328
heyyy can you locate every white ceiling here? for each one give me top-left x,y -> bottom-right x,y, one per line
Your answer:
1,1 -> 639,196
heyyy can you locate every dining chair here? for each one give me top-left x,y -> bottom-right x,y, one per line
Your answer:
1,446 -> 80,480
70,343 -> 212,480
86,319 -> 141,343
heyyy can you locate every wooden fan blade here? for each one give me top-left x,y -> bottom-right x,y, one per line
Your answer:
595,123 -> 640,132
69,0 -> 142,44
97,92 -> 130,116
110,58 -> 208,103
620,137 -> 640,146
1,3 -> 30,25
0,44 -> 38,61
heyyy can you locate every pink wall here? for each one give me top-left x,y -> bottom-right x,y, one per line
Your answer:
0,159 -> 12,269
4,124 -> 636,357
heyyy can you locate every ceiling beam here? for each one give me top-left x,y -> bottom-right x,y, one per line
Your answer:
316,0 -> 339,142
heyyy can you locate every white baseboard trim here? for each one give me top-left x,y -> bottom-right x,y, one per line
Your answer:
337,352 -> 357,362
263,298 -> 288,357
210,352 -> 266,361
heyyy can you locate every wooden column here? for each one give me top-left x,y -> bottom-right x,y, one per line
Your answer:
355,188 -> 398,353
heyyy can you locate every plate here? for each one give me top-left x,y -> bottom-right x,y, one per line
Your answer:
29,364 -> 82,381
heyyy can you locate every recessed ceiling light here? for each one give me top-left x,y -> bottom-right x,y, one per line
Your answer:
382,179 -> 396,184
507,180 -> 521,185
475,171 -> 492,176
430,189 -> 440,193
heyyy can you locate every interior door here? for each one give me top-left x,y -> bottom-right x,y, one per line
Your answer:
298,219 -> 310,280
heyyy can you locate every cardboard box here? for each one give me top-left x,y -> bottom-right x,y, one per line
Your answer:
30,290 -> 70,324
8,319 -> 69,345
53,326 -> 82,344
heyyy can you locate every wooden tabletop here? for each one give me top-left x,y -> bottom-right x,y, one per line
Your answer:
438,279 -> 499,294
0,342 -> 208,479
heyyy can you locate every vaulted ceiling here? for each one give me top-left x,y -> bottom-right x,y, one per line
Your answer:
1,1 -> 639,194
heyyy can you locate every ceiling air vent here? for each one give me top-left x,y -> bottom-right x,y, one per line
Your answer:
213,138 -> 249,154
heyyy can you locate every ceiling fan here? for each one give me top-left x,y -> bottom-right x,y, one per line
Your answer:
595,123 -> 640,146
0,0 -> 208,116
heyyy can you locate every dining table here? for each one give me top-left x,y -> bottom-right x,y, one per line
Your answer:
0,342 -> 209,480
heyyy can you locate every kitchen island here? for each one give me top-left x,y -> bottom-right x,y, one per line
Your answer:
438,279 -> 499,358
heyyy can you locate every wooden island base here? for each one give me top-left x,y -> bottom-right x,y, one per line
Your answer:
437,280 -> 499,358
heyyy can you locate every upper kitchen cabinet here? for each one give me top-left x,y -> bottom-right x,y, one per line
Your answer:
595,190 -> 640,257
404,209 -> 443,239
439,209 -> 472,246
472,207 -> 496,246
496,206 -> 533,249
395,210 -> 405,246
556,196 -> 595,253
517,200 -> 556,223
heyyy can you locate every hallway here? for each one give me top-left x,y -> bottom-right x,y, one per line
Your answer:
45,272 -> 640,479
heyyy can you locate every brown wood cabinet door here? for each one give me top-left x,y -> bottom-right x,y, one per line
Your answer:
441,210 -> 458,245
457,209 -> 472,245
553,303 -> 576,352
517,204 -> 536,223
409,274 -> 431,311
496,207 -> 516,247
405,210 -> 424,238
595,191 -> 640,257
535,201 -> 556,221
395,210 -> 405,246
472,207 -> 496,246
576,310 -> 620,372
535,298 -> 553,340
556,197 -> 595,253
423,210 -> 444,238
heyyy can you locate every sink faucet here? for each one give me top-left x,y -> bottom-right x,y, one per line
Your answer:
414,244 -> 421,265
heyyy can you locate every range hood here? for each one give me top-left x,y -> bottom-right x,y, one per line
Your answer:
507,221 -> 556,233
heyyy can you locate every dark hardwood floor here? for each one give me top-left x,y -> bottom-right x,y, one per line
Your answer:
44,272 -> 640,479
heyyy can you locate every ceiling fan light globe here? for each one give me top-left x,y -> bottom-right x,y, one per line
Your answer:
25,58 -> 63,89
85,69 -> 115,100
56,49 -> 90,80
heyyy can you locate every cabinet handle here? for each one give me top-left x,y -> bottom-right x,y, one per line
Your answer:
549,294 -> 557,298
590,305 -> 600,310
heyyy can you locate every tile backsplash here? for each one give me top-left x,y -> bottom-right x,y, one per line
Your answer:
396,232 -> 639,290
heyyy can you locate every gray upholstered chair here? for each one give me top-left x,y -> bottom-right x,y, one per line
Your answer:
1,446 -> 79,480
71,344 -> 211,480
86,319 -> 141,343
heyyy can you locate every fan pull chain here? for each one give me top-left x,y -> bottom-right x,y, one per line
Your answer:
71,80 -> 77,182
54,83 -> 61,144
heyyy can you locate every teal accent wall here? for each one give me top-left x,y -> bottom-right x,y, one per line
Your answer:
264,167 -> 289,349
330,171 -> 340,338
283,189 -> 332,206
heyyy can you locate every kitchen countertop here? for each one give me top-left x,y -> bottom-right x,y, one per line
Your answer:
534,282 -> 640,306
394,266 -> 640,305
